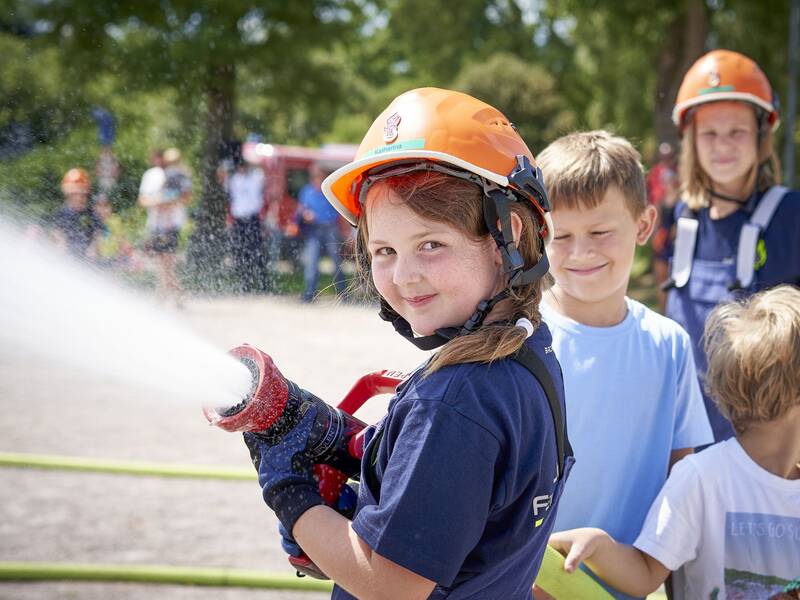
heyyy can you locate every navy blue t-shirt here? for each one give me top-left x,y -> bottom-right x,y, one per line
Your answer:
666,188 -> 800,439
51,206 -> 104,258
332,324 -> 566,600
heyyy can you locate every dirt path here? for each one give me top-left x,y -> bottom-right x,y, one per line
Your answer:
0,296 -> 426,599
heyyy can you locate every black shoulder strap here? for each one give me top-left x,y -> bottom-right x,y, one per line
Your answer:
363,426 -> 384,504
513,344 -> 573,481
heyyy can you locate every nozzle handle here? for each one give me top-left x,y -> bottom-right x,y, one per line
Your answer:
336,370 -> 406,415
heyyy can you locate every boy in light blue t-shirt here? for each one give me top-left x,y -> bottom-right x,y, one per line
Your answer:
535,131 -> 713,600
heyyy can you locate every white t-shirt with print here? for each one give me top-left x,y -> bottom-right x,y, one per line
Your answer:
634,438 -> 800,600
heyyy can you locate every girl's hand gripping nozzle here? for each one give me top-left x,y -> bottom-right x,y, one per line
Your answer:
203,344 -> 405,580
203,343 -> 367,480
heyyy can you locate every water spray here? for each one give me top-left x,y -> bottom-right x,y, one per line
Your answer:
0,216 -> 253,409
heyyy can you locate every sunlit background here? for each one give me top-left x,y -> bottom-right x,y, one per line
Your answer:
0,1 -> 797,598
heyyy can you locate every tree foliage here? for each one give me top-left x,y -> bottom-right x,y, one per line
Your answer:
1,0 -> 796,222
369,0 -> 536,83
28,0 -> 368,286
538,0 -> 795,160
454,53 -> 576,153
0,33 -> 87,158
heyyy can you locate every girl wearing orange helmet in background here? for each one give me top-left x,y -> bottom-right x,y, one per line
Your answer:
51,168 -> 104,259
664,49 -> 800,443
243,88 -> 573,598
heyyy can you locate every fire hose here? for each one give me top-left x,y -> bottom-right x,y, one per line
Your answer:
0,562 -> 332,591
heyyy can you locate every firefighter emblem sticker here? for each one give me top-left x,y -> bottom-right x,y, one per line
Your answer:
384,112 -> 401,143
708,69 -> 721,88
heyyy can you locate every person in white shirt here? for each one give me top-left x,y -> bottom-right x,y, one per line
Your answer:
226,158 -> 266,293
138,148 -> 191,306
549,285 -> 800,600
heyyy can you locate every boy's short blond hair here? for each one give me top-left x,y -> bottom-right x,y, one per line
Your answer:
703,285 -> 800,434
536,130 -> 647,217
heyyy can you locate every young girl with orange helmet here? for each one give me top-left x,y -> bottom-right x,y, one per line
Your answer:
243,88 -> 573,598
665,49 -> 800,442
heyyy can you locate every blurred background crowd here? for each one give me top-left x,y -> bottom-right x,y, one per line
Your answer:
0,0 -> 796,310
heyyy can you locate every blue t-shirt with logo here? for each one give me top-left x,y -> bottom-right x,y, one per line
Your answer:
666,188 -> 800,440
331,324 -> 567,599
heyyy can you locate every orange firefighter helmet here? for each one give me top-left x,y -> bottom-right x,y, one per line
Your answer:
61,168 -> 91,195
673,49 -> 778,130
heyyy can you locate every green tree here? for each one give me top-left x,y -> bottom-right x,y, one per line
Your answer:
540,0 -> 793,161
0,0 -> 91,162
37,0 -> 364,289
537,0 -> 708,156
357,0 -> 539,88
454,52 -> 576,153
712,0 -> 798,175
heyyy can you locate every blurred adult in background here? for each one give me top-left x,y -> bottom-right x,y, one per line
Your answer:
51,168 -> 103,260
297,164 -> 346,302
138,147 -> 191,307
226,157 -> 267,293
162,148 -> 193,211
94,146 -> 120,195
665,49 -> 800,443
647,142 -> 680,311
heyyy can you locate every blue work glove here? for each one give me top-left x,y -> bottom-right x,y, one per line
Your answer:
277,482 -> 359,580
243,408 -> 324,536
278,521 -> 303,558
277,481 -> 359,557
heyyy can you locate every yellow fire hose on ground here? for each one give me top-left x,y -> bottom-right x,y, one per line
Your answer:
0,451 -> 256,480
0,562 -> 332,591
0,452 -> 666,599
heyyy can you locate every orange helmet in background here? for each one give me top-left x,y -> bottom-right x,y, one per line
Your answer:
322,87 -> 553,245
672,49 -> 779,130
61,168 -> 91,195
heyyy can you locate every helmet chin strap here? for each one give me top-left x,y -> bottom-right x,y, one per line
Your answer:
705,157 -> 772,207
378,301 -> 452,351
379,186 -> 551,351
378,295 -> 502,351
706,188 -> 753,205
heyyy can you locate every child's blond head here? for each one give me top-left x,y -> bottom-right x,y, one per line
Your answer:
536,130 -> 647,217
704,285 -> 800,434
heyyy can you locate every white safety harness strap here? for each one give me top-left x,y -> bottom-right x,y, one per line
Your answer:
735,186 -> 787,288
670,186 -> 788,289
672,217 -> 699,288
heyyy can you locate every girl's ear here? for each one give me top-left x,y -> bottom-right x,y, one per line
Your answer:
509,211 -> 524,244
636,205 -> 658,246
493,212 -> 525,265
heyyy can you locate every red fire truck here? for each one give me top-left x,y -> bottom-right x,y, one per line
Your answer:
241,141 -> 357,241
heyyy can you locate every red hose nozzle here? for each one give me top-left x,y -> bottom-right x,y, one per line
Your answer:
203,344 -> 409,581
202,344 -> 289,433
